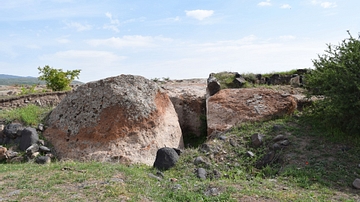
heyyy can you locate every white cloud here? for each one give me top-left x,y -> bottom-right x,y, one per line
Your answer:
185,10 -> 214,21
311,0 -> 337,8
279,35 -> 296,40
57,38 -> 70,44
87,35 -> 172,49
280,4 -> 291,9
64,21 -> 92,31
104,12 -> 120,32
258,0 -> 271,6
320,2 -> 337,8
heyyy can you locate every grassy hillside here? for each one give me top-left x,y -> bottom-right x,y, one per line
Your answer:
1,112 -> 360,201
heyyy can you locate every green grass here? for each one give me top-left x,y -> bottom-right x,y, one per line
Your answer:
0,104 -> 53,126
1,104 -> 360,201
262,69 -> 299,78
212,72 -> 239,89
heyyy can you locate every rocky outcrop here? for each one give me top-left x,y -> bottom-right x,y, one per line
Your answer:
161,79 -> 207,137
44,75 -> 183,165
206,88 -> 297,135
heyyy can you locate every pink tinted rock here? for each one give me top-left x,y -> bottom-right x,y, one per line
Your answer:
206,88 -> 296,135
44,75 -> 183,165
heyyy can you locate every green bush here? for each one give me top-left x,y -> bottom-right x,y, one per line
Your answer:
38,65 -> 81,91
305,31 -> 360,134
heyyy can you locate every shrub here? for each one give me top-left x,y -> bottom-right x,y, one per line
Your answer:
305,31 -> 360,134
38,65 -> 81,91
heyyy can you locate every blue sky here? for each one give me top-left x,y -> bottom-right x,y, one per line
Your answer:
1,0 -> 359,82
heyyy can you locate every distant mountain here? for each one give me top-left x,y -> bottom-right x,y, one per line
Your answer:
0,74 -> 83,85
0,74 -> 31,79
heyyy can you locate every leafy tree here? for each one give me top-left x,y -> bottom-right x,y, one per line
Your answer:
38,65 -> 81,91
306,31 -> 360,134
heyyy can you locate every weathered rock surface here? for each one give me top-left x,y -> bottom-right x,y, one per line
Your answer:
161,79 -> 207,137
206,76 -> 221,97
19,127 -> 39,151
4,123 -> 23,140
44,75 -> 183,165
206,88 -> 297,135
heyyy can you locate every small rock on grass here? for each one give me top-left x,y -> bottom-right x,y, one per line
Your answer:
204,187 -> 220,196
194,156 -> 207,165
39,145 -> 51,153
35,156 -> 51,164
148,173 -> 162,181
197,168 -> 207,179
353,178 -> 360,189
251,133 -> 264,148
273,134 -> 286,142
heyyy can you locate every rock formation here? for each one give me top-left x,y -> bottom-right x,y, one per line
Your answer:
44,74 -> 183,165
206,88 -> 297,135
161,79 -> 207,137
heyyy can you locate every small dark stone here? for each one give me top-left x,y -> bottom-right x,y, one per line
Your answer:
197,168 -> 207,179
272,124 -> 283,131
19,127 -> 39,151
273,135 -> 286,142
153,147 -> 179,170
35,156 -> 51,164
353,178 -> 360,189
218,135 -> 227,141
5,150 -> 18,159
204,187 -> 220,196
199,143 -> 212,153
4,123 -> 24,139
26,144 -> 40,156
39,145 -> 51,153
207,76 -> 221,96
229,139 -> 238,147
194,156 -> 206,165
256,151 -> 276,168
279,139 -> 290,146
251,133 -> 264,148
271,143 -> 282,151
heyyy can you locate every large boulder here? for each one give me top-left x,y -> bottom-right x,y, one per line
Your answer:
206,88 -> 297,135
161,79 -> 207,137
44,75 -> 183,165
